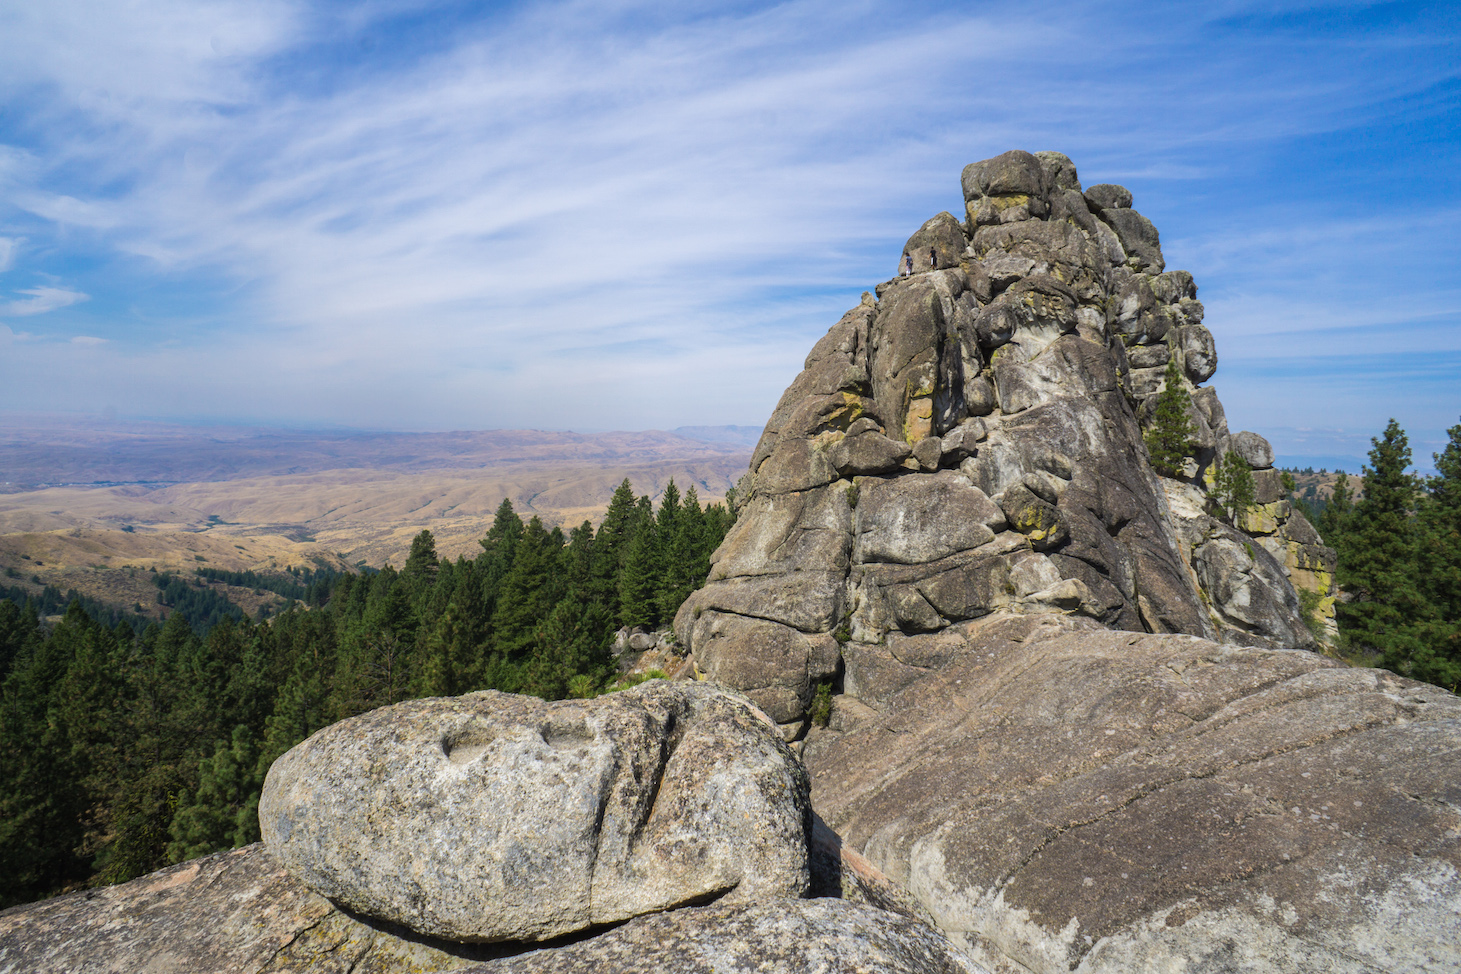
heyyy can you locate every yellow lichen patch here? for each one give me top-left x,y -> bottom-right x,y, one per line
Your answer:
820,401 -> 861,432
903,397 -> 934,444
1239,503 -> 1284,536
1289,560 -> 1338,627
1008,502 -> 1056,540
989,194 -> 1030,212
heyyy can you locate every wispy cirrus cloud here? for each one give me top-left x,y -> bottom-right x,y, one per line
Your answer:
0,0 -> 1456,443
0,286 -> 89,317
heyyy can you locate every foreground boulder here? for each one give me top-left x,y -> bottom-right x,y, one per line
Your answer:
259,681 -> 811,943
465,898 -> 982,974
806,614 -> 1461,973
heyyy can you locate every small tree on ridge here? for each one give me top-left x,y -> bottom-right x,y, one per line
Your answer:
1144,357 -> 1197,477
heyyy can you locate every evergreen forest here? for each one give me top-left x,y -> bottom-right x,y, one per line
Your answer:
0,479 -> 731,908
1313,419 -> 1461,690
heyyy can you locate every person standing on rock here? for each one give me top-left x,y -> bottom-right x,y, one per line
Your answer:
929,247 -> 937,271
902,252 -> 913,276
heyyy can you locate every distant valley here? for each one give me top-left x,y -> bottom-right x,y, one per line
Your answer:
0,418 -> 756,619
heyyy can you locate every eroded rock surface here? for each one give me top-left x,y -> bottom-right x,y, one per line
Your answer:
677,149 -> 1331,728
0,844 -> 497,974
260,681 -> 811,943
465,898 -> 984,974
805,614 -> 1461,974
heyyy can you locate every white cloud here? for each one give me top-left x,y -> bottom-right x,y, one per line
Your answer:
70,335 -> 107,345
0,0 -> 1456,435
0,0 -> 300,107
0,237 -> 17,272
0,286 -> 89,317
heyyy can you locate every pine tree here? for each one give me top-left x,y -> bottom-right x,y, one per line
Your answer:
410,587 -> 486,697
1143,357 -> 1198,477
401,529 -> 440,590
1210,450 -> 1256,524
618,502 -> 661,629
478,500 -> 524,588
472,499 -> 524,680
166,725 -> 262,862
492,517 -> 562,661
699,502 -> 731,578
522,599 -> 613,700
1411,420 -> 1461,687
256,656 -> 328,783
659,485 -> 704,620
561,520 -> 596,599
223,621 -> 275,736
1338,419 -> 1429,671
0,605 -> 94,904
0,600 -> 41,679
331,567 -> 416,719
591,480 -> 638,607
1319,470 -> 1354,546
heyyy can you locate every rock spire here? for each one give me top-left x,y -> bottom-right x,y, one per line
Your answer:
676,149 -> 1334,730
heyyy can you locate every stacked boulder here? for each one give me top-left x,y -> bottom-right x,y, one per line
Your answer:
677,149 -> 1333,733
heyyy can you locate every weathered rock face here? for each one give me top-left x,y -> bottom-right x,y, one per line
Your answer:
0,844 -> 500,974
464,898 -> 983,974
260,681 -> 811,943
678,149 -> 1329,726
804,614 -> 1461,974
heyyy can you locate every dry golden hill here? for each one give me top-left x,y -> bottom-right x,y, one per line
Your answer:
0,419 -> 753,616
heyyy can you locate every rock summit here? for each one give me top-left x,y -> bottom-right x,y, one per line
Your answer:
677,148 -> 1333,732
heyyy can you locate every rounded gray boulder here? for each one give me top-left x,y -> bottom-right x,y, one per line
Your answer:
1232,429 -> 1275,469
259,681 -> 812,943
1083,183 -> 1132,210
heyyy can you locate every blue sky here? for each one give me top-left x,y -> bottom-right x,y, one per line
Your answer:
0,0 -> 1457,472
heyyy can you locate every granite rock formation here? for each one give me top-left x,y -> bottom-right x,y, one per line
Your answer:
669,151 -> 1457,972
260,681 -> 811,943
676,149 -> 1334,730
804,614 -> 1461,973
